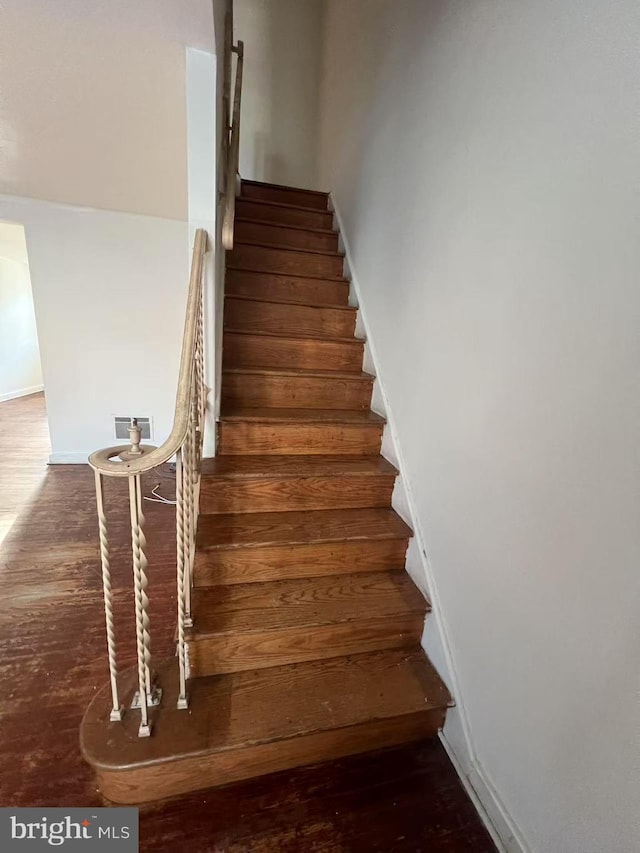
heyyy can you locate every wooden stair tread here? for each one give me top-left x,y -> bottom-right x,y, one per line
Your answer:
237,196 -> 333,215
81,648 -> 449,770
222,366 -> 373,380
220,367 -> 375,412
225,328 -> 363,345
199,456 -> 396,515
223,331 -> 364,375
243,178 -> 330,197
197,507 -> 412,551
235,220 -> 339,254
226,265 -> 349,283
217,414 -> 383,455
189,572 -> 427,636
236,201 -> 334,233
226,293 -> 356,312
235,217 -> 338,237
225,272 -> 351,309
219,407 -> 384,424
201,455 -> 397,479
234,240 -> 344,259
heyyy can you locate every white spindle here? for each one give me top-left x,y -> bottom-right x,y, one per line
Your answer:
129,477 -> 151,737
94,471 -> 123,722
189,401 -> 200,572
197,295 -> 205,428
134,474 -> 155,702
182,426 -> 193,627
175,448 -> 189,709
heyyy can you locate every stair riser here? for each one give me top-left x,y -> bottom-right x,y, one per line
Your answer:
235,220 -> 339,253
224,333 -> 364,373
226,270 -> 350,306
242,184 -> 329,210
224,298 -> 356,338
236,199 -> 334,230
218,422 -> 383,455
221,372 -> 373,410
199,474 -> 396,514
229,244 -> 344,278
194,539 -> 410,586
188,617 -> 424,677
95,709 -> 446,804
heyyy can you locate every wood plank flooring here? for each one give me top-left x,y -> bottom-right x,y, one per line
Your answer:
0,392 -> 495,851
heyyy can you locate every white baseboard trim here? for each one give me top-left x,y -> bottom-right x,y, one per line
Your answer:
0,384 -> 44,403
330,195 -> 529,853
440,727 -> 530,852
48,452 -> 89,465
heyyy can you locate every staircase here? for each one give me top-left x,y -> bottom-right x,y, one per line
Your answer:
81,179 -> 450,804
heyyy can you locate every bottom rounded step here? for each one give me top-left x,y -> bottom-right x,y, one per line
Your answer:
81,649 -> 450,804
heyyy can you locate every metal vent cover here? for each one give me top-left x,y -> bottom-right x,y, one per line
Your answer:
114,417 -> 152,441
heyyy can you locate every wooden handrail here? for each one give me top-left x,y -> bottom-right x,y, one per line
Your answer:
88,228 -> 208,477
221,40 -> 244,251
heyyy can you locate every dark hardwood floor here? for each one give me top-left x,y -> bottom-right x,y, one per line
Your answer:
0,392 -> 495,852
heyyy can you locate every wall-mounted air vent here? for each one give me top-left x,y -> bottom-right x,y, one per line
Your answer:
114,416 -> 152,442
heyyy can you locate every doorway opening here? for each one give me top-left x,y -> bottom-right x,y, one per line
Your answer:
0,221 -> 51,543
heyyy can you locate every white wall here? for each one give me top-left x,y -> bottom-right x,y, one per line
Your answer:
318,2 -> 640,852
235,0 -> 325,188
0,0 -> 214,219
0,197 -> 189,462
0,223 -> 43,402
0,0 -> 217,461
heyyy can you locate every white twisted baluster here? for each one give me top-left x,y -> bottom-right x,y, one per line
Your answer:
182,426 -> 193,627
194,303 -> 202,421
175,448 -> 189,709
190,404 -> 202,573
94,470 -> 123,722
128,475 -> 151,736
134,474 -> 154,702
189,400 -> 200,570
197,292 -> 206,427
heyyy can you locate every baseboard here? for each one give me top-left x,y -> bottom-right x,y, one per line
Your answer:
440,721 -> 531,853
48,452 -> 89,465
0,384 -> 43,403
330,195 -> 529,853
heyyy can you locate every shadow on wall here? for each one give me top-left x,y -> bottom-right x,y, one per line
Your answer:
250,130 -> 288,188
235,0 -> 323,188
0,221 -> 44,403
